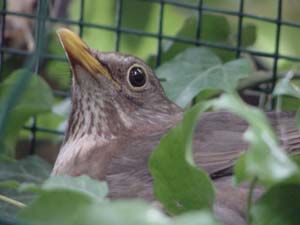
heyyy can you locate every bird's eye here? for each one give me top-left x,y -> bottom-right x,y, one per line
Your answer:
127,65 -> 147,90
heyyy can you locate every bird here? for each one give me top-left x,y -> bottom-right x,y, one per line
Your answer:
52,29 -> 300,225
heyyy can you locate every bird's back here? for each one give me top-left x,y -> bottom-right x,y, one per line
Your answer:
194,111 -> 299,177
106,111 -> 299,196
105,111 -> 299,225
192,111 -> 299,225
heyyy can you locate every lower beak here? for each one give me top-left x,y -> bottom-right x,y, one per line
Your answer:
57,28 -> 121,90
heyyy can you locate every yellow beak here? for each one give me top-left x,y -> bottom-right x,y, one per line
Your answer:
57,28 -> 121,90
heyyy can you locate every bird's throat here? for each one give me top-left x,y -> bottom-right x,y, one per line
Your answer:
52,69 -> 183,184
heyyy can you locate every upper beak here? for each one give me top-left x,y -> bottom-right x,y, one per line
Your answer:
57,28 -> 121,90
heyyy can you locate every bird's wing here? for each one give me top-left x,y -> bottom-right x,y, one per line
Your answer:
105,111 -> 298,199
270,112 -> 300,154
193,111 -> 299,178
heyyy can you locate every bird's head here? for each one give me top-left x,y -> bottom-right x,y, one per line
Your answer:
57,29 -> 182,143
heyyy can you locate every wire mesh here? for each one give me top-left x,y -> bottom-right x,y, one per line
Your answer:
0,0 -> 300,154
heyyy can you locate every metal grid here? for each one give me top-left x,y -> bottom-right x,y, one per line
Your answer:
0,0 -> 300,154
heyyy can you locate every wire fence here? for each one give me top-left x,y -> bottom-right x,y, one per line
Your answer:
0,0 -> 300,154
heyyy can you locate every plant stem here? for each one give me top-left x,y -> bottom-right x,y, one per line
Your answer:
246,177 -> 258,225
0,194 -> 26,208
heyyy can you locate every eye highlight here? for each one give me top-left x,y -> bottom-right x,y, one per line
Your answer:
127,64 -> 147,90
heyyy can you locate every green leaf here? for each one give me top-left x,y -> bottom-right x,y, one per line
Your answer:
148,16 -> 257,66
0,169 -> 108,220
280,97 -> 300,111
291,154 -> 300,166
173,211 -> 221,225
200,15 -> 231,42
0,156 -> 51,220
0,156 -> 51,184
45,61 -> 70,90
19,190 -> 167,225
149,102 -> 214,214
251,184 -> 300,225
44,30 -> 71,90
18,189 -> 220,225
42,175 -> 108,200
194,89 -> 220,103
211,94 -> 300,186
19,190 -> 99,225
271,73 -> 300,145
162,15 -> 230,64
120,0 -> 155,51
147,15 -> 231,67
241,24 -> 257,47
273,75 -> 300,99
0,70 -> 54,156
273,76 -> 300,111
157,47 -> 253,108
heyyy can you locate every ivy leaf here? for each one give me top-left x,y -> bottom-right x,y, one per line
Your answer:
157,47 -> 253,108
173,211 -> 221,225
211,94 -> 300,186
19,192 -> 168,225
273,74 -> 300,99
42,175 -> 108,200
18,189 -> 220,225
273,73 -> 300,121
160,15 -> 230,64
0,70 -> 54,156
0,156 -> 51,221
0,156 -> 51,185
251,184 -> 300,225
147,16 -> 257,66
149,102 -> 214,214
0,158 -> 109,220
19,190 -> 105,225
240,23 -> 257,47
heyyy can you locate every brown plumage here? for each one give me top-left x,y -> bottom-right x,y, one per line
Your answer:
52,29 -> 300,225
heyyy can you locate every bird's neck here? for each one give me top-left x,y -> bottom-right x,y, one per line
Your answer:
63,79 -> 183,142
53,86 -> 183,180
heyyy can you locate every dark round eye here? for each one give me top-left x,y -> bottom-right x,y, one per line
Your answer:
128,66 -> 147,88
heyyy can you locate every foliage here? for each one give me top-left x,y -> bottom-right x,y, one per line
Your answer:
273,73 -> 300,124
0,70 -> 54,156
212,94 -> 300,186
273,73 -> 300,99
251,184 -> 300,225
42,175 -> 108,200
209,93 -> 300,224
147,15 -> 256,66
150,102 -> 214,214
156,47 -> 253,108
19,190 -> 220,225
0,156 -> 51,221
150,91 -> 300,225
0,159 -> 219,225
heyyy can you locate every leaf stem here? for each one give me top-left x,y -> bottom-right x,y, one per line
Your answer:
0,194 -> 26,208
246,177 -> 258,224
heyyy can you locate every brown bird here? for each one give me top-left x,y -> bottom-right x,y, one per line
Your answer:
52,29 -> 300,225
